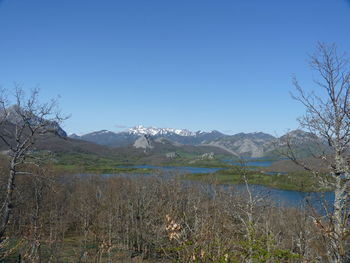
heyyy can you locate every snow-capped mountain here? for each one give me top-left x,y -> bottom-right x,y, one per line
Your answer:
70,125 -> 225,147
68,126 -> 322,158
128,125 -> 196,136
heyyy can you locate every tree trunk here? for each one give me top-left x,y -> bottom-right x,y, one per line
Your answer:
332,179 -> 346,263
0,161 -> 16,241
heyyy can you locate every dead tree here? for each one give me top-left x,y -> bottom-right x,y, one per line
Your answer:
0,86 -> 65,242
285,43 -> 350,262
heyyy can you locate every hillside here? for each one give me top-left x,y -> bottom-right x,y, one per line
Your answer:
0,113 -> 326,166
71,126 -> 324,159
71,126 -> 226,147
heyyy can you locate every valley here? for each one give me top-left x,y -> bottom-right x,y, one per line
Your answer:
0,105 -> 337,262
0,117 -> 326,193
2,1 -> 349,261
44,125 -> 327,193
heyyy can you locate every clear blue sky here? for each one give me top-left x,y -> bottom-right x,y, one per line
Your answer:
1,0 -> 350,135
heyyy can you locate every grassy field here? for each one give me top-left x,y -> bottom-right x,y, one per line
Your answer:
53,152 -> 331,192
184,168 -> 331,192
53,152 -> 234,173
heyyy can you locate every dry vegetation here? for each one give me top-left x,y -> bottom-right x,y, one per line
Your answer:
0,163 -> 340,262
2,43 -> 350,262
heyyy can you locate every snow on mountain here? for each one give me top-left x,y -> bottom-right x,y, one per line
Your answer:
70,125 -> 226,147
128,125 -> 196,137
68,126 -> 322,158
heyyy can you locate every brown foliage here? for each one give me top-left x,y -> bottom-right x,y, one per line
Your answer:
0,170 -> 337,262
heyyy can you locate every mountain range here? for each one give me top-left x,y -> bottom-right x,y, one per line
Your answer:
70,125 -> 319,158
0,106 -> 320,161
0,104 -> 326,168
70,125 -> 226,147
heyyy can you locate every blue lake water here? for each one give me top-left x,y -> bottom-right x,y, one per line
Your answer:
225,158 -> 290,175
264,171 -> 288,175
232,184 -> 333,209
99,173 -> 334,209
225,159 -> 274,167
112,161 -> 332,208
120,165 -> 222,174
78,172 -> 333,209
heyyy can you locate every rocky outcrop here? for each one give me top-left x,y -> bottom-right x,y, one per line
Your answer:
133,135 -> 154,152
165,152 -> 180,159
208,132 -> 275,158
70,126 -> 225,147
0,105 -> 67,137
200,152 -> 214,160
69,126 -> 322,159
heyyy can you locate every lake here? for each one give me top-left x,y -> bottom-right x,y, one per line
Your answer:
225,158 -> 274,167
225,158 -> 290,175
110,164 -> 332,208
119,164 -> 222,174
113,162 -> 333,208
232,184 -> 333,209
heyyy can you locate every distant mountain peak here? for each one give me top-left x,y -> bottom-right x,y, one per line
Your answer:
90,130 -> 117,135
231,132 -> 275,140
128,125 -> 196,137
280,129 -> 318,142
0,105 -> 67,137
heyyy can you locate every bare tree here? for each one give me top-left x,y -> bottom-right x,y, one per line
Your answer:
0,86 -> 65,242
286,42 -> 350,262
